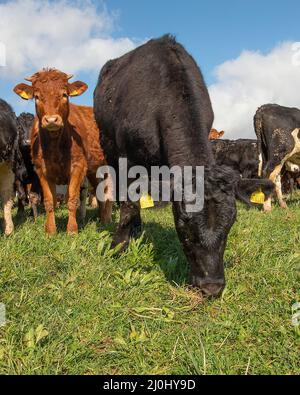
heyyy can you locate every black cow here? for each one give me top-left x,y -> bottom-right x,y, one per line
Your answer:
254,104 -> 300,211
211,139 -> 259,179
94,35 -> 273,297
0,99 -> 27,235
15,112 -> 42,218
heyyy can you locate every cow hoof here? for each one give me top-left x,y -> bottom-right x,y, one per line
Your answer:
263,205 -> 272,213
263,209 -> 272,213
67,224 -> 78,235
45,225 -> 57,235
111,238 -> 129,253
101,216 -> 112,225
4,226 -> 14,236
46,230 -> 57,236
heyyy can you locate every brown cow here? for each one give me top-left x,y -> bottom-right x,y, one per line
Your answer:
13,68 -> 112,235
209,129 -> 225,140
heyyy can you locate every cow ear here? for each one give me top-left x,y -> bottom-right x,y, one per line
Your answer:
235,178 -> 274,205
13,83 -> 34,100
68,81 -> 88,97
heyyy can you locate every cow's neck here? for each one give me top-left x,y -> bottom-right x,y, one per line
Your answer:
39,123 -> 71,158
166,130 -> 214,168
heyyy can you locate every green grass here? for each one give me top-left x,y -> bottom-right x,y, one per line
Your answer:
0,198 -> 299,375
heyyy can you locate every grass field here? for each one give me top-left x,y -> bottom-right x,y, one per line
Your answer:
0,198 -> 299,375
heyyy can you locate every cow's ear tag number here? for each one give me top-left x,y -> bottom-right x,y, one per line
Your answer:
140,193 -> 155,209
250,190 -> 265,204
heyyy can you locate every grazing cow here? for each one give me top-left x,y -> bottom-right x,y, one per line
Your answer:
211,139 -> 259,179
15,112 -> 42,218
14,68 -> 112,234
0,99 -> 27,235
94,35 -> 273,297
254,104 -> 300,211
209,129 -> 225,140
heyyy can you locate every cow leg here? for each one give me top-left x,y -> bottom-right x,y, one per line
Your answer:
263,164 -> 283,212
99,199 -> 113,225
275,174 -> 287,209
17,197 -> 25,214
99,171 -> 113,224
3,195 -> 14,236
37,172 -> 57,234
87,172 -> 112,224
111,201 -> 141,251
29,176 -> 42,220
258,153 -> 263,177
289,176 -> 295,197
15,180 -> 27,215
29,192 -> 39,220
66,167 -> 85,234
0,165 -> 15,235
89,193 -> 98,209
79,177 -> 88,222
263,196 -> 272,212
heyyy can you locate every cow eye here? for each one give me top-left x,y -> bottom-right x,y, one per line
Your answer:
34,94 -> 40,100
63,93 -> 68,99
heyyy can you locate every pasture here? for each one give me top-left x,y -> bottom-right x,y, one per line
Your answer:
0,200 -> 299,375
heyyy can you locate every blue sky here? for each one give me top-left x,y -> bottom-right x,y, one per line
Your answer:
107,0 -> 300,82
1,0 -> 300,137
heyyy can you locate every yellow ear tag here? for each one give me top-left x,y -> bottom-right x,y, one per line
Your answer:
69,90 -> 78,97
20,91 -> 29,100
140,193 -> 155,209
250,190 -> 265,204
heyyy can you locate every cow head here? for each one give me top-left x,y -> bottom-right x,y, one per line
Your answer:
209,129 -> 225,140
172,166 -> 274,297
16,112 -> 34,148
13,69 -> 87,133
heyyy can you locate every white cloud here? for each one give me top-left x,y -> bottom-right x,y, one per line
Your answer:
209,42 -> 300,139
0,0 -> 139,79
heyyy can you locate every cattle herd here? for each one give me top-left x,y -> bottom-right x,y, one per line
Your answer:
1,35 -> 299,297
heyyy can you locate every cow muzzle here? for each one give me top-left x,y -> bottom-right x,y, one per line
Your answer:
42,114 -> 63,131
191,276 -> 225,297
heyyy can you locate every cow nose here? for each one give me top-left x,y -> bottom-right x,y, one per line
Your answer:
191,275 -> 225,298
201,283 -> 224,298
46,116 -> 58,124
42,115 -> 63,130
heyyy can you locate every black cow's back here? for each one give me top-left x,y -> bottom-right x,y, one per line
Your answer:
211,138 -> 259,178
94,35 -> 214,170
256,104 -> 300,130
